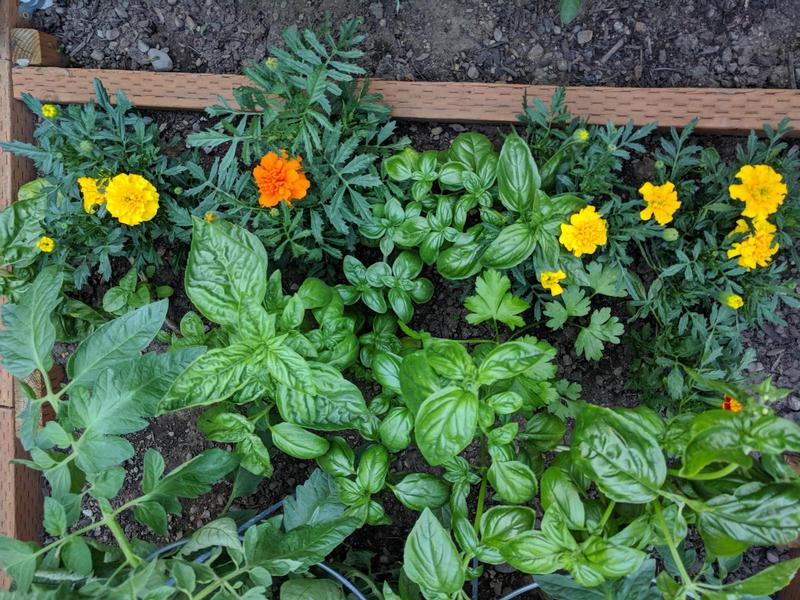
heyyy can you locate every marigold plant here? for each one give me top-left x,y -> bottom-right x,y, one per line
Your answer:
104,173 -> 160,226
253,151 -> 310,208
729,163 -> 787,220
639,180 -> 681,225
540,270 -> 566,296
559,205 -> 608,257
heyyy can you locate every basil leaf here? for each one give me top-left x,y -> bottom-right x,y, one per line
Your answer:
540,467 -> 585,529
497,132 -> 539,214
185,217 -> 268,328
391,473 -> 450,511
271,423 -> 330,459
572,404 -> 666,503
415,387 -> 478,466
698,482 -> 800,556
480,223 -> 536,270
404,509 -> 464,594
488,460 -> 538,504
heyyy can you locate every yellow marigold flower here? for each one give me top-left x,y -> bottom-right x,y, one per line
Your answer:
729,164 -> 787,221
41,104 -> 59,118
540,270 -> 567,296
265,57 -> 278,69
78,177 -> 106,214
204,212 -> 216,223
722,292 -> 744,310
36,236 -> 55,253
104,173 -> 159,226
639,181 -> 681,225
722,395 -> 743,413
253,150 -> 310,208
727,218 -> 779,270
574,128 -> 589,142
559,205 -> 608,257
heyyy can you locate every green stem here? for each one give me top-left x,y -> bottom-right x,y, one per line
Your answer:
595,500 -> 616,533
668,463 -> 739,481
472,436 -> 489,534
193,567 -> 247,600
102,510 -> 142,568
653,501 -> 693,590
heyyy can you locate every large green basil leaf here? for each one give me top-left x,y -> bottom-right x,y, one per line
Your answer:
185,218 -> 267,328
703,556 -> 800,599
480,223 -> 536,270
399,351 -> 441,415
280,578 -> 345,600
0,267 -> 62,378
698,482 -> 800,556
437,240 -> 485,280
502,531 -> 565,574
390,473 -> 450,511
540,467 -> 585,529
357,444 -> 390,494
0,187 -> 46,268
480,506 -> 536,549
748,414 -> 800,454
424,339 -> 475,381
67,300 -> 167,388
404,509 -> 464,594
580,536 -> 646,580
572,404 -> 666,503
450,132 -> 495,174
488,460 -> 537,504
380,407 -> 413,452
276,363 -> 367,431
373,351 -> 402,395
271,423 -> 330,459
497,132 -> 539,214
681,424 -> 752,477
158,343 -> 260,413
521,413 -> 566,452
477,339 -> 550,384
415,387 -> 478,466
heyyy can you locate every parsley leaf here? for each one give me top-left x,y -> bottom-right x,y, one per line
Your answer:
465,270 -> 529,330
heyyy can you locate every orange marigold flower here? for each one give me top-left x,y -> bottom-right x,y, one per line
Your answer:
253,150 -> 310,208
722,394 -> 743,413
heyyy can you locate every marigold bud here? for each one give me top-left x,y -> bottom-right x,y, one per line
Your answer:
662,228 -> 679,242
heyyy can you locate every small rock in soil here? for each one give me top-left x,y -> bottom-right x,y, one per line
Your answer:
467,64 -> 479,79
147,48 -> 174,71
577,30 -> 593,45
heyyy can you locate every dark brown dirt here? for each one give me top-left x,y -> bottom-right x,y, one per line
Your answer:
30,0 -> 800,89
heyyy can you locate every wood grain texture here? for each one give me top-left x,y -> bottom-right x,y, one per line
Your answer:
11,29 -> 64,66
10,66 -> 800,134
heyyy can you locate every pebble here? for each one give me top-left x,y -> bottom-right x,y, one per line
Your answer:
788,396 -> 800,411
430,126 -> 443,135
527,43 -> 545,61
493,27 -> 503,42
467,64 -> 479,79
368,2 -> 383,19
90,49 -> 104,61
577,30 -> 593,45
147,48 -> 174,71
137,40 -> 150,53
767,550 -> 780,564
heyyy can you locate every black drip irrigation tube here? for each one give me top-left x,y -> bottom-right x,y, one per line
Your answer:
145,501 -> 539,600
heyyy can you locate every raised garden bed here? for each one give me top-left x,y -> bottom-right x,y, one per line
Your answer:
0,2 -> 800,598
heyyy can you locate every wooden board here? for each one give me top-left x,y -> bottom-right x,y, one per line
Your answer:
0,2 -> 49,589
10,66 -> 800,135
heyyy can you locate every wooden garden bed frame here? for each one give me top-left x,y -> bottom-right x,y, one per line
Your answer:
3,2 -> 800,595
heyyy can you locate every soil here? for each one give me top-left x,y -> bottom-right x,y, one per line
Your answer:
29,0 -> 800,89
23,1 -> 800,598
